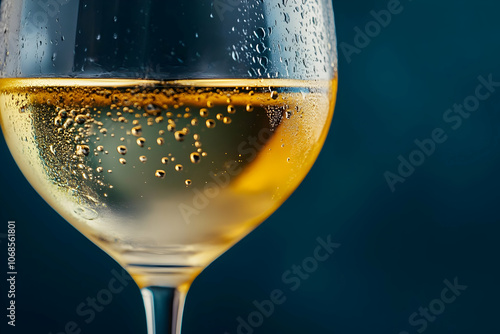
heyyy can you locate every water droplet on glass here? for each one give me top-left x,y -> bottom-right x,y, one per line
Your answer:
200,108 -> 209,117
256,42 -> 266,53
96,34 -> 101,40
96,167 -> 104,173
139,155 -> 147,163
117,145 -> 127,155
253,27 -> 266,39
185,179 -> 192,186
119,158 -> 127,165
155,170 -> 166,179
259,56 -> 269,67
271,91 -> 279,99
175,164 -> 183,172
63,118 -> 74,129
157,137 -> 165,145
174,130 -> 186,142
223,116 -> 232,124
284,12 -> 290,23
190,152 -> 201,164
161,157 -> 169,164
132,125 -> 142,136
206,119 -> 216,129
227,105 -> 236,114
75,115 -> 86,124
137,137 -> 146,147
76,145 -> 90,156
246,104 -> 254,112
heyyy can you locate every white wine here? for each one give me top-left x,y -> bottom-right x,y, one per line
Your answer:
0,78 -> 337,287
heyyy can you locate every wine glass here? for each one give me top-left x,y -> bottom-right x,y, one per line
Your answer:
0,0 -> 337,333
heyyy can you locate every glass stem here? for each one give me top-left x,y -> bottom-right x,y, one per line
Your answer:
141,286 -> 187,334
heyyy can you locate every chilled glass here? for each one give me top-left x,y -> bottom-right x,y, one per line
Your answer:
0,1 -> 337,332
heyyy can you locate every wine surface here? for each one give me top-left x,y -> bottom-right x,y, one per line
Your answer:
0,78 -> 336,286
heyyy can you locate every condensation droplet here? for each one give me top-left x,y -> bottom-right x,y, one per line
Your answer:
175,164 -> 183,172
119,158 -> 127,165
161,157 -> 169,164
223,116 -> 232,124
76,145 -> 90,156
174,130 -> 186,142
227,105 -> 236,114
137,137 -> 146,147
206,119 -> 216,129
246,104 -> 254,112
132,125 -> 142,136
200,108 -> 209,117
253,27 -> 266,39
155,170 -> 166,179
63,118 -> 74,129
75,115 -> 86,124
185,179 -> 192,186
190,152 -> 201,164
284,12 -> 290,23
96,167 -> 103,173
139,155 -> 147,163
117,145 -> 127,155
271,91 -> 279,99
157,137 -> 165,145
256,42 -> 266,54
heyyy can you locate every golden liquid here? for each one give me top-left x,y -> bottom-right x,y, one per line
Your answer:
0,78 -> 336,287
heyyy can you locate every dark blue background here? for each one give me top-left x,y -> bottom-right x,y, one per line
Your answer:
1,0 -> 499,333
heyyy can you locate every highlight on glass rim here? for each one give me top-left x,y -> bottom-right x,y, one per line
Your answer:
0,1 -> 337,333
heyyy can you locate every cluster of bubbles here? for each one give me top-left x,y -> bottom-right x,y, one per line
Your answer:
44,83 -> 272,197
